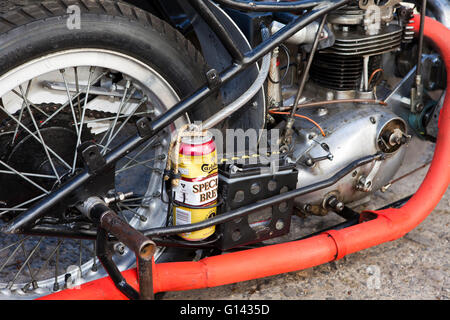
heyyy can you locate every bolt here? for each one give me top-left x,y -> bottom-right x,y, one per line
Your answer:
335,202 -> 344,212
114,243 -> 126,255
275,219 -> 284,230
370,117 -> 376,124
326,196 -> 344,212
305,158 -> 314,167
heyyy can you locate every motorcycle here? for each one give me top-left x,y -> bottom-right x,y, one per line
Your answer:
0,0 -> 448,300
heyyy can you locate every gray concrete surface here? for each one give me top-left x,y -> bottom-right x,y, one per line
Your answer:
163,138 -> 449,300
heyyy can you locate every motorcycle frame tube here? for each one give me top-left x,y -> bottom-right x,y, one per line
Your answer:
38,15 -> 450,300
212,0 -> 321,12
26,153 -> 382,240
2,0 -> 353,234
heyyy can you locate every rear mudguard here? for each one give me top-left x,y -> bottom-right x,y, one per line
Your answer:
39,15 -> 450,300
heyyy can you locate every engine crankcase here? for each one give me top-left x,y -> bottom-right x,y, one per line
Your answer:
291,103 -> 407,214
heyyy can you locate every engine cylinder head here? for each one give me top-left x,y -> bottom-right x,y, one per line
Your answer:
310,0 -> 401,91
310,53 -> 382,91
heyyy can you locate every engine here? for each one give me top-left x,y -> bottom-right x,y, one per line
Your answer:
268,0 -> 411,215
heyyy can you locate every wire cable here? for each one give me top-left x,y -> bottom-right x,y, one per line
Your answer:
268,110 -> 326,137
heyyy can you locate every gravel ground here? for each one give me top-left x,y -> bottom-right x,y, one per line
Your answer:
163,138 -> 449,300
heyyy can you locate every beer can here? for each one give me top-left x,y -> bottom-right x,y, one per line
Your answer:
173,131 -> 218,241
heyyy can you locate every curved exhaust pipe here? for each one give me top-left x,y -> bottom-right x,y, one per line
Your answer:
39,15 -> 450,300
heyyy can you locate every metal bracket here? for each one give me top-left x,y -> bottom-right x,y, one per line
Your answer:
136,117 -> 153,138
80,142 -> 106,175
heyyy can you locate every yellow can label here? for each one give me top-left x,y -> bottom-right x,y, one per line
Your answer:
173,174 -> 218,206
178,150 -> 218,179
173,138 -> 218,241
174,206 -> 216,241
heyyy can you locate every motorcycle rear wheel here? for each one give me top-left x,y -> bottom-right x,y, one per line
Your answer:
0,0 -> 219,299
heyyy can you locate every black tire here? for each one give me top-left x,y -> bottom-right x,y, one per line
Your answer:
0,0 -> 218,294
0,0 -> 220,121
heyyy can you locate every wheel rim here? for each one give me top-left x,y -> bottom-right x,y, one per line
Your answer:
0,49 -> 187,298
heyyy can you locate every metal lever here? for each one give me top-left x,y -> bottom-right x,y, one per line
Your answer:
79,197 -> 156,299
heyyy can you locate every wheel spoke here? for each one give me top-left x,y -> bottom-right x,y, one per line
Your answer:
98,80 -> 134,150
71,67 -> 96,174
19,85 -> 61,183
12,80 -> 33,145
115,158 -> 161,175
117,137 -> 161,172
53,244 -> 60,292
102,80 -> 132,148
74,67 -> 82,116
0,236 -> 31,255
0,237 -> 28,274
25,240 -> 63,288
20,243 -> 38,289
0,193 -> 48,217
60,69 -> 79,137
7,237 -> 43,289
0,104 -> 72,170
96,142 -> 157,172
0,170 -> 57,179
0,130 -> 14,136
78,111 -> 149,124
101,96 -> 148,155
0,160 -> 50,194
12,87 -> 50,118
39,71 -> 107,128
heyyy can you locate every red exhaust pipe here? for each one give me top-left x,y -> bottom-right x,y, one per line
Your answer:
40,15 -> 450,300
